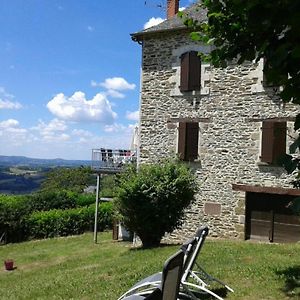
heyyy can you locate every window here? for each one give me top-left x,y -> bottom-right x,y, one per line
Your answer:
178,122 -> 199,161
180,51 -> 201,92
261,120 -> 286,164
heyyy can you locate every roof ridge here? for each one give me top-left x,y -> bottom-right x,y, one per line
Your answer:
131,1 -> 206,40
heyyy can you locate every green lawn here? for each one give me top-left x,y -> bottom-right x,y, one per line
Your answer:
0,232 -> 300,299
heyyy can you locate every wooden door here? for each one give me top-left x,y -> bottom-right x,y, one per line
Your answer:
245,192 -> 300,243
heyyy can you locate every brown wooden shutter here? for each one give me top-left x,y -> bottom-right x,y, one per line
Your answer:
186,122 -> 199,161
261,121 -> 274,163
273,121 -> 287,163
178,122 -> 199,161
189,51 -> 201,91
261,120 -> 286,164
180,53 -> 190,92
180,51 -> 201,92
178,122 -> 186,160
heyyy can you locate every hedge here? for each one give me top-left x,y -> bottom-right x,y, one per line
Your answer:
0,193 -> 113,243
75,193 -> 96,207
26,190 -> 78,211
0,195 -> 30,243
26,202 -> 113,239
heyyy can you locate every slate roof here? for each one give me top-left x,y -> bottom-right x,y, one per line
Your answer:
131,1 -> 207,41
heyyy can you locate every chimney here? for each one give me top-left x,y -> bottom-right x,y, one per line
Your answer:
167,0 -> 179,19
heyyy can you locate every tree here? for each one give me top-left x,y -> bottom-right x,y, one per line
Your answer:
41,166 -> 94,193
180,0 -> 300,193
180,0 -> 300,104
115,161 -> 197,248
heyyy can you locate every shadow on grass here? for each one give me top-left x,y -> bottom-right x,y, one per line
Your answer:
276,266 -> 300,298
129,243 -> 179,251
180,287 -> 228,299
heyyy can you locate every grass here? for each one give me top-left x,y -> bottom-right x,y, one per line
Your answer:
0,232 -> 300,299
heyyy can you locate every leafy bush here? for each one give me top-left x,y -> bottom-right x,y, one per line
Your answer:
0,191 -> 114,243
115,161 -> 197,248
26,202 -> 113,239
75,193 -> 95,207
95,202 -> 114,230
0,191 -> 78,242
27,208 -> 88,239
41,166 -> 95,193
0,192 -> 110,243
100,174 -> 118,197
0,195 -> 30,243
25,190 -> 77,211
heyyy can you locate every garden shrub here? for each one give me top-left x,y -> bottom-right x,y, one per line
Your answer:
25,190 -> 77,211
0,191 -> 77,242
0,192 -> 114,243
0,194 -> 30,243
100,174 -> 117,197
26,202 -> 113,239
27,208 -> 87,239
94,201 -> 114,231
75,193 -> 95,207
115,160 -> 197,248
40,166 -> 94,193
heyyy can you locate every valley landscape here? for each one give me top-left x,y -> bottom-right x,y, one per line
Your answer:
0,156 -> 91,194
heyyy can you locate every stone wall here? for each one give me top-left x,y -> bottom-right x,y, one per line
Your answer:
138,31 -> 300,242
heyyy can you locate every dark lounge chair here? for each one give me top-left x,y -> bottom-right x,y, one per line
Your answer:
118,226 -> 233,300
121,250 -> 184,300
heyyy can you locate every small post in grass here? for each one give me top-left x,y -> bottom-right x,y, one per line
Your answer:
94,173 -> 101,244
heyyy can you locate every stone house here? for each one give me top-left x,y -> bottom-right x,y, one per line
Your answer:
131,0 -> 300,243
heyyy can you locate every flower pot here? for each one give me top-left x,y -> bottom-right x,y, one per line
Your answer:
4,259 -> 14,271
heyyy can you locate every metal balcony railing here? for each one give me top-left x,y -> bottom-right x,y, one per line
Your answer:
91,148 -> 136,173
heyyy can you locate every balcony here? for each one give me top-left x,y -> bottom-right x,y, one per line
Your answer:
91,148 -> 136,173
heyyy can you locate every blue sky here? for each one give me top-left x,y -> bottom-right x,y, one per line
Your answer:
0,0 -> 193,160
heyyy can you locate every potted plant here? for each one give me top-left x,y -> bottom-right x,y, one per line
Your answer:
4,259 -> 14,271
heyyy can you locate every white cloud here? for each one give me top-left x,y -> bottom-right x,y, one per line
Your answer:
144,17 -> 165,29
87,25 -> 95,32
0,119 -> 28,145
0,87 -> 12,96
45,133 -> 70,142
46,91 -> 117,123
0,87 -> 22,110
72,129 -> 93,138
105,89 -> 125,99
104,123 -> 126,133
104,123 -> 137,135
91,77 -> 136,99
126,110 -> 139,121
179,6 -> 186,11
33,118 -> 68,135
97,77 -> 136,91
0,119 -> 19,128
31,119 -> 70,143
0,99 -> 22,109
0,119 -> 27,134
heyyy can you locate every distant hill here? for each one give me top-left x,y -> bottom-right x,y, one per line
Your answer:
0,155 -> 92,195
0,155 -> 91,168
